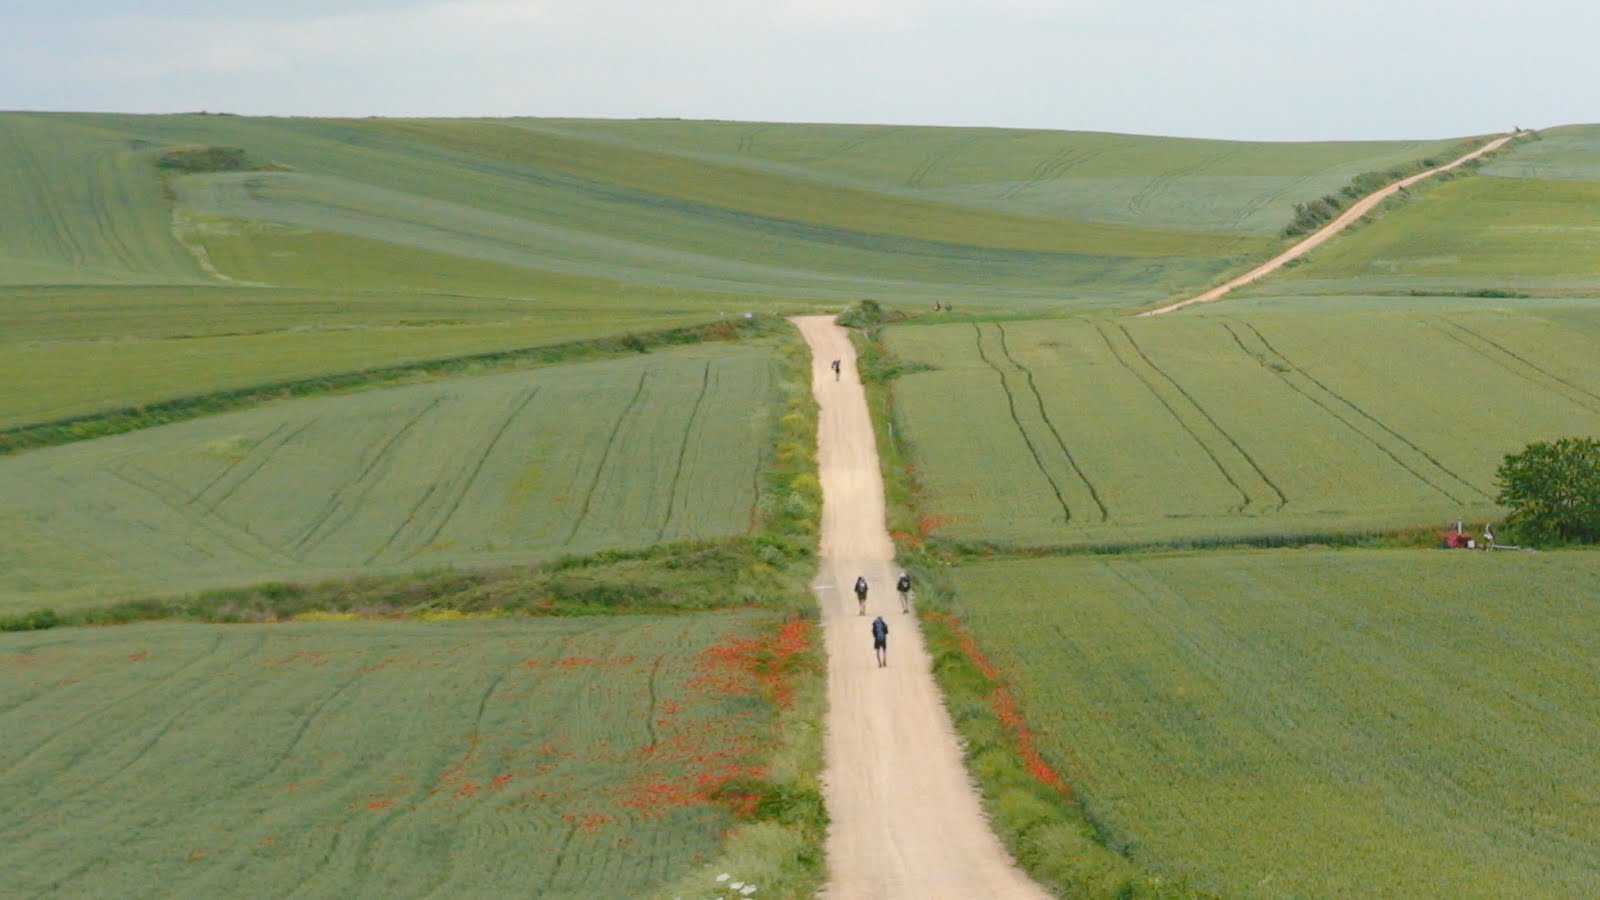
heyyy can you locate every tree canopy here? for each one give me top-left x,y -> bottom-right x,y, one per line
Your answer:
1494,437 -> 1600,544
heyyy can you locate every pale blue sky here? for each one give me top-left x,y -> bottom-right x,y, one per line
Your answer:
2,0 -> 1594,140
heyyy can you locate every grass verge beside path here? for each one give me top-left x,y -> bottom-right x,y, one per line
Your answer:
0,314 -> 782,456
841,301 -> 1197,896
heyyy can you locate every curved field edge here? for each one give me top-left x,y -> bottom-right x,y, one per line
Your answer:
933,550 -> 1600,897
0,612 -> 826,900
0,314 -> 782,455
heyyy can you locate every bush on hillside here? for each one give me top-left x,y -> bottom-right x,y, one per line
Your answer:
1495,437 -> 1600,544
155,145 -> 261,173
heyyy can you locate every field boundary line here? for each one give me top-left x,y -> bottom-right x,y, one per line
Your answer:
997,324 -> 1109,521
1140,132 -> 1525,316
972,323 -> 1075,523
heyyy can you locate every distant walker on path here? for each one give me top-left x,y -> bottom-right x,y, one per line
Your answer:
896,571 -> 912,613
831,358 -> 841,381
854,575 -> 869,615
871,615 -> 889,667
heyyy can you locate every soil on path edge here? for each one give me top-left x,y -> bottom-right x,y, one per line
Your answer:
792,315 -> 1047,900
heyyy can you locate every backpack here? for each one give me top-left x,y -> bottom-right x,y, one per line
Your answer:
855,577 -> 868,594
897,575 -> 911,592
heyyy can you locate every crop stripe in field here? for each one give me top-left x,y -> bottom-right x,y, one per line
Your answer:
972,324 -> 1074,523
997,324 -> 1109,521
1431,320 -> 1600,416
288,397 -> 446,559
1,121 -> 86,266
1221,321 -> 1484,502
565,371 -> 651,545
1094,323 -> 1280,513
403,387 -> 543,560
658,361 -> 711,542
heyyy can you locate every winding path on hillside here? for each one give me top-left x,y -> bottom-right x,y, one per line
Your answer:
793,316 -> 1047,900
1140,131 -> 1524,317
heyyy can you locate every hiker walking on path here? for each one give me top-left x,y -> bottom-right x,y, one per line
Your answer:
896,571 -> 912,613
854,575 -> 869,615
871,616 -> 889,667
831,358 -> 841,381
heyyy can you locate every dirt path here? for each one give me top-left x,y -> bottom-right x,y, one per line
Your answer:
792,316 -> 1047,900
1140,131 -> 1523,317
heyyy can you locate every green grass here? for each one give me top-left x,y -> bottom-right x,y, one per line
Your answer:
881,302 -> 1600,548
0,344 -> 782,612
936,548 -> 1600,898
0,284 -> 741,430
0,612 -> 817,898
1245,126 -> 1600,298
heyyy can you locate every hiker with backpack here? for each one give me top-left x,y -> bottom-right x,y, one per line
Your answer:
896,571 -> 912,613
854,575 -> 869,615
871,615 -> 889,667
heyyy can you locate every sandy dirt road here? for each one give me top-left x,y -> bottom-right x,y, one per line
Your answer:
793,316 -> 1047,900
1140,131 -> 1522,317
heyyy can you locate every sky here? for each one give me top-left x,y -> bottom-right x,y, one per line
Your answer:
2,0 -> 1595,141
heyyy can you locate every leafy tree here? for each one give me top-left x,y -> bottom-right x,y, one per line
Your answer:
1495,437 -> 1600,544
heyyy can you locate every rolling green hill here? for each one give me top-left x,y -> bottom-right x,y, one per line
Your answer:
1,112 -> 1473,429
1243,125 -> 1600,298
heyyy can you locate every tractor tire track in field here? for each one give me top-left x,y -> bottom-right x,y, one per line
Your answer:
565,371 -> 650,545
0,631 -> 230,837
996,323 -> 1109,521
1430,320 -> 1600,416
737,125 -> 769,155
198,418 -> 322,517
403,387 -> 542,561
1,122 -> 86,267
1222,320 -> 1486,503
107,462 -> 302,566
289,397 -> 445,559
258,666 -> 372,782
972,323 -> 1074,524
1001,147 -> 1104,200
906,153 -> 944,188
1126,152 -> 1231,216
644,653 -> 667,748
1095,323 -> 1285,512
658,362 -> 711,542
